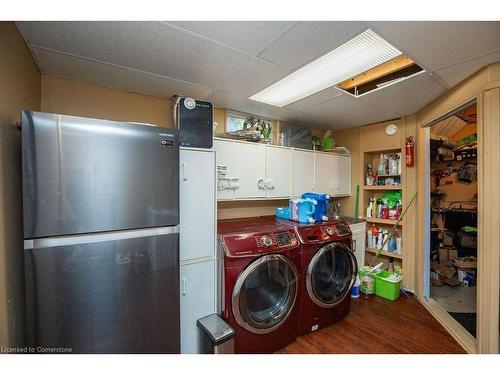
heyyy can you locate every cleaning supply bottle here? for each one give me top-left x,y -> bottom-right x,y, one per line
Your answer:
351,276 -> 361,298
371,224 -> 379,249
396,231 -> 402,255
377,230 -> 383,250
366,198 -> 372,218
388,232 -> 397,252
367,225 -> 373,248
382,230 -> 389,251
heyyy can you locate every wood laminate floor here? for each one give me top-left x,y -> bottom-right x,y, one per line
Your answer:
276,294 -> 467,354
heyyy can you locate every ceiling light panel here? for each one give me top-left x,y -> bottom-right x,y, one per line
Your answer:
249,29 -> 402,107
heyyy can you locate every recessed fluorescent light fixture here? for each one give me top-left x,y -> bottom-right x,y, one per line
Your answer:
250,29 -> 414,107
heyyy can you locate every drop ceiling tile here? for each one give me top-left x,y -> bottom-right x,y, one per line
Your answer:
284,87 -> 343,112
360,72 -> 447,119
217,60 -> 289,98
370,21 -> 500,72
164,21 -> 294,55
302,94 -> 378,128
208,89 -> 295,120
433,50 -> 500,88
258,21 -> 369,70
16,21 -> 248,88
32,47 -> 214,100
280,111 -> 334,129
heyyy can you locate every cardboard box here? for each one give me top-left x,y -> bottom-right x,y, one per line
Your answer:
430,261 -> 457,287
430,270 -> 444,286
439,247 -> 458,265
452,256 -> 477,269
431,261 -> 456,279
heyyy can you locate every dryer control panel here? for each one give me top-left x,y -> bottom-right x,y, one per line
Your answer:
221,229 -> 299,258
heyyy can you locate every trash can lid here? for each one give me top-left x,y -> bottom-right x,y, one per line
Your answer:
197,314 -> 234,345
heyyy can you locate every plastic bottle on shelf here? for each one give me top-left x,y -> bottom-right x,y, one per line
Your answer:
367,225 -> 373,248
366,198 -> 372,218
371,224 -> 379,249
382,230 -> 389,251
388,154 -> 398,175
366,164 -> 374,186
396,199 -> 403,219
377,230 -> 383,250
388,233 -> 397,252
396,231 -> 402,255
378,154 -> 385,175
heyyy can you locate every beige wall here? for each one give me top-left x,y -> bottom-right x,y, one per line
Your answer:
41,75 -> 172,127
333,127 -> 361,217
39,74 -> 327,221
0,21 -> 41,348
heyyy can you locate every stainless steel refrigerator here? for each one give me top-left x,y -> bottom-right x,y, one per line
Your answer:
22,111 -> 180,353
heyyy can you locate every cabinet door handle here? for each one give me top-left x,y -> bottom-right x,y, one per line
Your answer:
352,239 -> 357,253
257,178 -> 265,189
182,163 -> 188,181
181,277 -> 187,295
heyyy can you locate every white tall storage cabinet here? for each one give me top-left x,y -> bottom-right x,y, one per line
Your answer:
179,148 -> 217,354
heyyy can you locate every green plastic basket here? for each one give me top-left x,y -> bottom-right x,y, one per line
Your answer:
374,271 -> 402,301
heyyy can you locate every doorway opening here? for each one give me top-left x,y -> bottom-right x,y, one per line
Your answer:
427,101 -> 478,338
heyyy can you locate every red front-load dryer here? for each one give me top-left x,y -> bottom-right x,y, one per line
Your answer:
218,218 -> 302,353
268,218 -> 357,335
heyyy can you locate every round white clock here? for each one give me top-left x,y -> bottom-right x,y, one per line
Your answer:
385,123 -> 398,136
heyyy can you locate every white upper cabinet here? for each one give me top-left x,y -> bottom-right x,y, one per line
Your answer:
314,152 -> 336,196
265,146 -> 292,198
214,139 -> 237,200
180,149 -> 216,261
233,142 -> 266,199
292,149 -> 315,197
332,154 -> 351,196
214,138 -> 351,200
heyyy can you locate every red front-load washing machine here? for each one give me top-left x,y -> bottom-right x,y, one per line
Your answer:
218,218 -> 302,353
268,218 -> 357,335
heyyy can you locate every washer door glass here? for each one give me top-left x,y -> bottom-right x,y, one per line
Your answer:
307,243 -> 357,308
233,254 -> 298,334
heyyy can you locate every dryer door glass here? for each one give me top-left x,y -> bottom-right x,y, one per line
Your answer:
232,254 -> 298,334
306,242 -> 357,308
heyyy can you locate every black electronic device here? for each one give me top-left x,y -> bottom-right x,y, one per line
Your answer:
177,97 -> 213,148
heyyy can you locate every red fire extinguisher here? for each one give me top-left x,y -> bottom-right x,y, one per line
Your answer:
406,136 -> 414,167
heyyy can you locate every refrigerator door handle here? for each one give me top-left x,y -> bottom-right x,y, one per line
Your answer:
182,163 -> 188,181
181,277 -> 187,295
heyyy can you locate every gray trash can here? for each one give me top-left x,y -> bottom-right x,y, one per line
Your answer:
197,314 -> 235,354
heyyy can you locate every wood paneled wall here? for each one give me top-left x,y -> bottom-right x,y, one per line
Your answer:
0,21 -> 41,348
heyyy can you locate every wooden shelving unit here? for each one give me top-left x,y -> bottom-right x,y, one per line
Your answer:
366,217 -> 403,226
363,185 -> 402,191
366,247 -> 403,260
362,147 -> 406,269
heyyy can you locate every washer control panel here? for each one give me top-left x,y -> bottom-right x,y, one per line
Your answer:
275,232 -> 293,246
296,221 -> 352,244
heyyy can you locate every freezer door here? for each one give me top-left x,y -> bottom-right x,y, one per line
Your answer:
22,111 -> 179,238
24,228 -> 180,353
